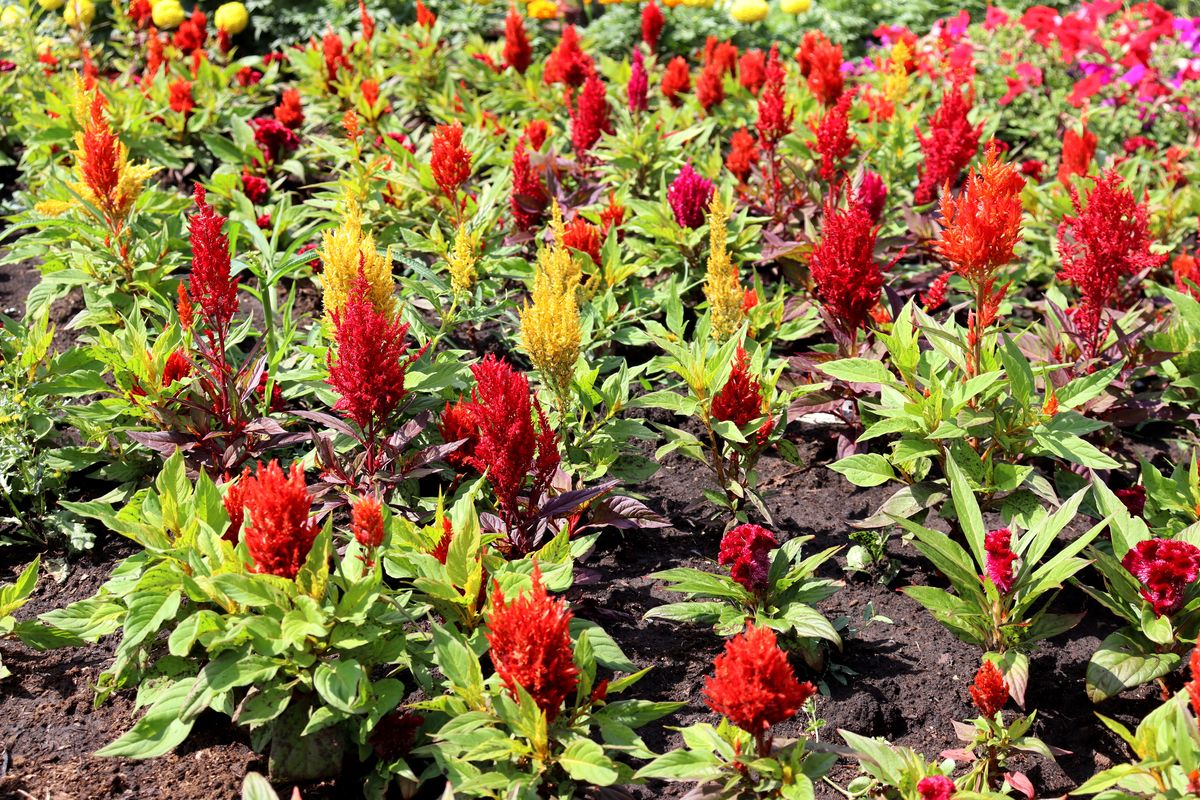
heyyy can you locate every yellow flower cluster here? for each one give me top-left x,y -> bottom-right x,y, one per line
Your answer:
521,203 -> 581,397
320,195 -> 396,324
729,0 -> 767,23
526,0 -> 557,17
703,197 -> 744,341
883,40 -> 911,104
446,225 -> 480,295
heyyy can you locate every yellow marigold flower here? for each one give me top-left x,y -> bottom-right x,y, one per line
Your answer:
214,1 -> 249,34
729,0 -> 766,21
151,0 -> 184,28
521,203 -> 581,396
780,0 -> 810,13
320,195 -> 396,324
37,0 -> 65,10
527,0 -> 557,18
883,40 -> 911,104
703,196 -> 744,340
446,225 -> 479,295
63,0 -> 94,27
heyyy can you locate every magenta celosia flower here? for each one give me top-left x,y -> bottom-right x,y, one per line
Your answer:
1122,538 -> 1200,617
719,523 -> 777,594
667,163 -> 714,229
856,170 -> 888,222
917,775 -> 956,800
984,528 -> 1018,593
628,49 -> 648,114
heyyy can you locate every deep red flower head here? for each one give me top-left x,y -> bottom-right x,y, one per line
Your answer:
504,5 -> 532,74
570,74 -> 613,156
1122,538 -> 1200,617
1123,135 -> 1156,154
242,461 -> 319,579
599,192 -> 626,235
914,82 -> 982,206
856,170 -> 888,222
222,473 -> 247,543
703,624 -> 815,733
1116,484 -> 1147,518
466,356 -> 561,532
161,349 -> 191,387
726,128 -> 759,183
917,775 -> 956,800
1020,159 -> 1045,182
628,49 -> 649,114
251,117 -> 300,164
275,89 -> 304,130
169,79 -> 195,116
323,32 -> 349,84
563,214 -> 602,265
1058,120 -> 1097,185
415,0 -> 436,27
667,162 -> 714,229
756,45 -> 793,147
525,119 -> 548,151
511,137 -> 549,232
1174,254 -> 1200,299
807,90 -> 856,182
661,56 -> 691,107
236,67 -> 263,87
186,185 -> 239,332
431,121 -> 472,199
486,564 -> 579,721
711,347 -> 773,443
705,37 -> 739,76
719,523 -> 777,594
359,0 -> 375,42
969,660 -> 1009,717
544,26 -> 594,88
739,49 -> 766,95
936,144 -> 1025,284
809,193 -> 883,339
796,30 -> 843,106
327,270 -> 415,431
641,0 -> 664,50
696,61 -> 725,114
439,399 -> 479,470
241,170 -> 269,205
431,516 -> 454,563
352,495 -> 385,549
1057,169 -> 1165,355
173,9 -> 207,53
983,528 -> 1018,594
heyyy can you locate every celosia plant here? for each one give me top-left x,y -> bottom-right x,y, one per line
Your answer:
240,460 -> 318,579
521,203 -> 582,406
914,82 -> 982,206
809,191 -> 884,354
703,197 -> 746,341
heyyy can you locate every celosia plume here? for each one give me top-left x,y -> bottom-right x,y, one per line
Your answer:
739,49 -> 766,95
668,163 -> 714,229
486,564 -> 579,721
274,88 -> 304,129
711,347 -> 774,443
250,117 -> 300,164
446,225 -> 479,294
562,214 -> 602,266
185,185 -> 239,334
983,528 -> 1018,594
521,204 -> 582,396
809,193 -> 884,345
696,61 -> 725,114
808,91 -> 856,182
969,660 -> 1009,717
431,121 -> 472,202
914,82 -> 982,206
628,49 -> 649,114
544,26 -> 593,87
856,170 -> 888,222
796,30 -> 843,106
756,45 -> 793,148
917,776 -> 956,800
320,195 -> 396,323
704,197 -> 744,340
511,137 -> 549,232
703,624 -> 816,734
570,74 -> 613,157
1121,538 -> 1200,617
352,495 -> 385,549
936,144 -> 1026,285
242,461 -> 319,580
641,0 -> 664,50
503,5 -> 532,74
726,128 -> 759,184
719,523 -> 776,594
1058,120 -> 1097,185
661,56 -> 691,107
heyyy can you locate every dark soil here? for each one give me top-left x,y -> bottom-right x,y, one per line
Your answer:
0,269 -> 1160,799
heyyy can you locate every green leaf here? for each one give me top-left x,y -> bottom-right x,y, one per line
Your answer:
558,738 -> 619,786
313,659 -> 366,714
1086,629 -> 1181,703
95,679 -> 196,758
946,454 -> 986,569
240,773 -> 281,800
570,619 -> 635,673
820,358 -> 895,385
0,556 -> 40,618
635,748 -> 724,781
829,454 -> 896,487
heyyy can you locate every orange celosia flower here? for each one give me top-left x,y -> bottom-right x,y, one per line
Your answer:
242,461 -> 319,580
703,624 -> 815,735
936,145 -> 1025,283
351,495 -> 385,549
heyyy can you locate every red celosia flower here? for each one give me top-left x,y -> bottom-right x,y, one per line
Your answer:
599,192 -> 625,235
323,32 -> 349,85
128,0 -> 152,26
1057,169 -> 1165,359
486,563 -> 579,721
661,56 -> 691,107
465,356 -> 561,533
642,0 -> 664,50
1123,135 -> 1156,154
1174,254 -> 1200,298
1058,120 -> 1097,185
969,660 -> 1009,717
809,193 -> 883,343
525,120 -> 548,151
431,516 -> 454,564
984,528 -> 1018,593
359,0 -> 375,43
236,67 -> 263,87
439,398 -> 478,470
275,89 -> 304,129
222,474 -> 246,543
719,523 -> 776,594
796,30 -> 843,106
327,271 -> 416,431
543,26 -> 593,88
415,0 -> 436,27
352,495 -> 385,549
1021,159 -> 1045,182
1121,538 -> 1200,617
1116,485 -> 1147,518
511,137 -> 549,232
739,49 -> 766,95
169,79 -> 195,116
256,371 -> 284,412
628,48 -> 648,114
431,121 -> 472,200
242,461 -> 319,580
856,170 -> 887,222
917,775 -> 956,800
563,214 -> 602,265
726,128 -> 759,183
703,624 -> 815,734
914,82 -> 982,206
186,185 -> 239,333
570,74 -> 613,157
360,79 -> 380,110
696,61 -> 725,114
241,170 -> 269,205
667,163 -> 714,229
176,282 -> 194,329
162,349 -> 191,386
756,45 -> 793,148
807,91 -> 856,182
705,38 -> 739,76
173,9 -> 207,53
251,117 -> 300,164
504,5 -> 531,74
1187,637 -> 1200,728
711,347 -> 773,443
936,144 -> 1025,285
743,289 -> 759,313
923,271 -> 951,310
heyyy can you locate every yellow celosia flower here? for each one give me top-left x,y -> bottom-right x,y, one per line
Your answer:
526,0 -> 557,18
320,195 -> 396,324
703,197 -> 744,341
521,203 -> 581,397
729,0 -> 767,21
446,225 -> 479,295
62,0 -> 94,27
883,40 -> 911,104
